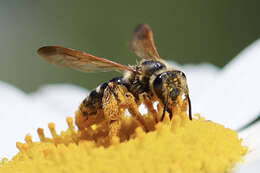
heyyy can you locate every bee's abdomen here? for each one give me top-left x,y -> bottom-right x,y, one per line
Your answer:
80,76 -> 128,117
80,89 -> 103,117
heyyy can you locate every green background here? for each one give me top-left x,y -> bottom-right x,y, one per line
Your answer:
0,0 -> 260,92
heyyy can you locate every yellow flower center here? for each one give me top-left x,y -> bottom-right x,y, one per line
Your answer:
0,99 -> 247,173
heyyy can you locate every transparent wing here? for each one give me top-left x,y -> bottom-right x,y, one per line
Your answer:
130,24 -> 161,60
37,46 -> 134,73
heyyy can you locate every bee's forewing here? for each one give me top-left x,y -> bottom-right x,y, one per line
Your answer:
37,46 -> 134,73
130,24 -> 161,61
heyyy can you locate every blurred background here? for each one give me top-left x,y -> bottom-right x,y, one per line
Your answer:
0,0 -> 260,92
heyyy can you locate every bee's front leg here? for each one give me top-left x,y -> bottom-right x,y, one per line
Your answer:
123,93 -> 149,132
140,93 -> 158,123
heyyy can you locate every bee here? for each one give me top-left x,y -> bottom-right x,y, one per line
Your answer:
37,24 -> 192,139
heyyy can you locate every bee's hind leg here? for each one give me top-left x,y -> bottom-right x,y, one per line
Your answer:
102,83 -> 123,141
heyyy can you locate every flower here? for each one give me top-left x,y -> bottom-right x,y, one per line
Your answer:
1,39 -> 260,172
0,114 -> 247,173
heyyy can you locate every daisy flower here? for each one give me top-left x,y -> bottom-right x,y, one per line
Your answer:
0,39 -> 260,173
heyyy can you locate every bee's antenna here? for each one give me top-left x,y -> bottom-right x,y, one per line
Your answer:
161,102 -> 167,121
187,95 -> 192,120
161,93 -> 169,121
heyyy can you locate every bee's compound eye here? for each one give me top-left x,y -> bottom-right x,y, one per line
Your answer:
177,71 -> 186,79
153,73 -> 166,101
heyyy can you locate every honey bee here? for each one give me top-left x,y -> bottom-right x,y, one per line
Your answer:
38,24 -> 192,139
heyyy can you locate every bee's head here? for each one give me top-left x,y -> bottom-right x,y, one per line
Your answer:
152,70 -> 192,120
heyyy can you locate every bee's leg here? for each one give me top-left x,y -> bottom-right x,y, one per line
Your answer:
124,93 -> 148,132
106,83 -> 149,132
108,120 -> 121,139
140,93 -> 158,123
102,83 -> 122,140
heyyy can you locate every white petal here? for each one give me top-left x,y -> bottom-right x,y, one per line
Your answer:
195,39 -> 260,129
29,84 -> 89,117
182,63 -> 219,103
236,159 -> 260,173
236,122 -> 260,172
0,81 -> 58,158
0,81 -> 88,159
239,123 -> 260,163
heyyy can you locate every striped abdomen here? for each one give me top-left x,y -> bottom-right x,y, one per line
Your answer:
79,77 -> 128,117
